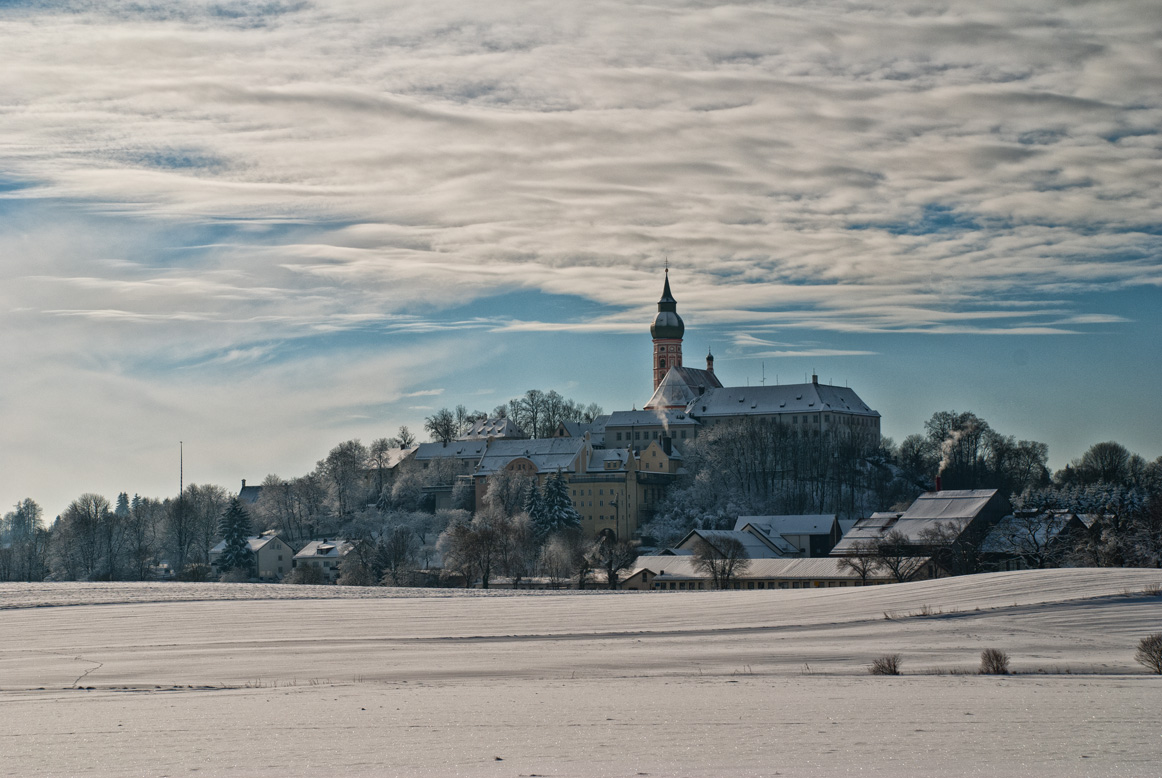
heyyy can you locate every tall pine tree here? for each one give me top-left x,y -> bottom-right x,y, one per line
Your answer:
217,498 -> 253,573
536,470 -> 581,538
524,480 -> 545,527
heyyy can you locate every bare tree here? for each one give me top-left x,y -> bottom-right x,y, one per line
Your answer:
378,525 -> 418,585
593,536 -> 639,590
836,539 -> 882,582
367,438 -> 397,497
53,494 -> 110,580
425,409 -> 458,444
396,425 -> 417,448
182,484 -> 230,568
917,518 -> 985,576
873,530 -> 927,582
692,536 -> 751,590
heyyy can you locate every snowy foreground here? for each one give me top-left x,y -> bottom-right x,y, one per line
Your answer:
2,570 -> 1162,777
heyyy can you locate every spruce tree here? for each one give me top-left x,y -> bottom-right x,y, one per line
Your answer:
217,498 -> 253,573
536,470 -> 581,537
524,480 -> 545,527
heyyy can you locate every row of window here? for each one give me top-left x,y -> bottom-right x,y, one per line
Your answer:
652,580 -> 878,590
613,429 -> 690,441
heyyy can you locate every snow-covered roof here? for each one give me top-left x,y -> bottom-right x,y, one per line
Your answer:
294,539 -> 354,560
210,533 -> 282,556
832,491 -> 1010,554
644,366 -> 723,410
413,440 -> 490,462
677,529 -> 793,559
586,449 -> 630,472
238,483 -> 263,504
687,381 -> 878,418
459,418 -> 527,440
901,490 -> 999,521
630,555 -> 890,581
605,408 -> 700,429
736,514 -> 837,536
830,513 -> 902,554
376,446 -> 417,469
474,437 -> 587,476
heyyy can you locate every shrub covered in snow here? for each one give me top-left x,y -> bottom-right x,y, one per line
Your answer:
980,648 -> 1010,675
1135,633 -> 1162,674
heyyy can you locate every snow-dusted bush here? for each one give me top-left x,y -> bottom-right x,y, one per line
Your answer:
1135,633 -> 1162,674
980,648 -> 1010,675
869,654 -> 901,675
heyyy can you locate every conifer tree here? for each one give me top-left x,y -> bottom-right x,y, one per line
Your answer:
536,470 -> 581,537
217,498 -> 253,573
524,480 -> 545,527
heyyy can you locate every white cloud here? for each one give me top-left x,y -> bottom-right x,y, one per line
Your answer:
2,0 -> 1161,512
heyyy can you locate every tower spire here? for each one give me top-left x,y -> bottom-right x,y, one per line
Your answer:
650,267 -> 684,390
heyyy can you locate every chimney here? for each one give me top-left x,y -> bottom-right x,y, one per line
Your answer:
241,479 -> 246,488
706,349 -> 715,374
935,475 -> 943,492
812,373 -> 818,385
661,436 -> 672,455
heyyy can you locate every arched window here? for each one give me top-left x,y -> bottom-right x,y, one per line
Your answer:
659,358 -> 666,368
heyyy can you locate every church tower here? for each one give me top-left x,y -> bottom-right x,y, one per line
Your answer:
650,269 -> 685,390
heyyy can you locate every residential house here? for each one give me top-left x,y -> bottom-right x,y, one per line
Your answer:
292,538 -> 355,584
209,531 -> 296,581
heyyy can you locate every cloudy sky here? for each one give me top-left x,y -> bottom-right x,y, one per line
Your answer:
2,0 -> 1160,518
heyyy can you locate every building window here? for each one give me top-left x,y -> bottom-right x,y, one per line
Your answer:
635,431 -> 641,440
680,430 -> 686,438
659,358 -> 666,368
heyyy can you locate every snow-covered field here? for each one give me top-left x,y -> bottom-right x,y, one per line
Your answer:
3,569 -> 1161,777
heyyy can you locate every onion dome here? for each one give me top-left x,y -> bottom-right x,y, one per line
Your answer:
650,270 -> 685,339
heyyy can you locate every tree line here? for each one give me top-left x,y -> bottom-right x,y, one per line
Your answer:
423,389 -> 603,443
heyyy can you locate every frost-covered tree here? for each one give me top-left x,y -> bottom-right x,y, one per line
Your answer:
424,408 -> 458,444
1,499 -> 47,582
484,469 -> 535,517
318,439 -> 370,517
